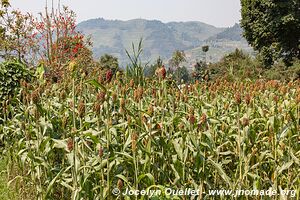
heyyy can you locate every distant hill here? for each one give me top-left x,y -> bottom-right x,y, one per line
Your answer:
207,23 -> 244,41
185,24 -> 253,66
77,18 -> 252,67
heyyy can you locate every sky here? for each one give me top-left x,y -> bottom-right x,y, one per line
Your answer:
10,0 -> 241,27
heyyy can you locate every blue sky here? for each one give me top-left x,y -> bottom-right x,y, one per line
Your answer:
10,0 -> 241,27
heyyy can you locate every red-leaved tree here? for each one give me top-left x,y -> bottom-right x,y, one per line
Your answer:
1,3 -> 94,79
30,6 -> 93,77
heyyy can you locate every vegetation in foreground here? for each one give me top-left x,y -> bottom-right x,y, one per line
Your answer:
1,63 -> 299,199
0,159 -> 17,199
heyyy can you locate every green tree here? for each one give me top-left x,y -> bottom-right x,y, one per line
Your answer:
240,0 -> 300,66
144,57 -> 163,77
202,45 -> 209,63
99,54 -> 119,73
1,1 -> 40,63
192,60 -> 209,82
174,65 -> 190,83
169,50 -> 186,71
202,45 -> 209,53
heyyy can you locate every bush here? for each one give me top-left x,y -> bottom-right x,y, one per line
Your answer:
0,61 -> 32,101
192,61 -> 209,82
208,49 -> 263,81
263,60 -> 300,81
173,66 -> 191,83
207,49 -> 300,82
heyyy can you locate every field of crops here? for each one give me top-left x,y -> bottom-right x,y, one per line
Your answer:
1,71 -> 300,199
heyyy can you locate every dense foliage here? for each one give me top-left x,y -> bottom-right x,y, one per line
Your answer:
1,2 -> 94,81
241,0 -> 300,66
209,49 -> 300,81
0,61 -> 32,101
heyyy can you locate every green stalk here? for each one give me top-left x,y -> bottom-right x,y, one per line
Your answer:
237,104 -> 242,186
200,126 -> 205,198
105,102 -> 111,199
133,149 -> 138,200
71,77 -> 78,200
274,101 -> 278,199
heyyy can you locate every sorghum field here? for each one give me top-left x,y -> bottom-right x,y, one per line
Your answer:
0,63 -> 299,199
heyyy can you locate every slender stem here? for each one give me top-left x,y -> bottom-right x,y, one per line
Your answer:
105,103 -> 110,198
237,105 -> 242,185
71,77 -> 78,199
133,150 -> 138,200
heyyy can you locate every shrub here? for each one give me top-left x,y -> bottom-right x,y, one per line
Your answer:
208,49 -> 263,81
263,60 -> 300,81
0,61 -> 32,101
208,49 -> 300,82
192,61 -> 209,82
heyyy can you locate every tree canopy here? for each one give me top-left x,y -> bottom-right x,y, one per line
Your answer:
169,50 -> 186,70
99,54 -> 119,72
240,0 -> 300,66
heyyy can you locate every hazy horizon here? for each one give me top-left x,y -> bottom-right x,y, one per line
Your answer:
10,0 -> 241,27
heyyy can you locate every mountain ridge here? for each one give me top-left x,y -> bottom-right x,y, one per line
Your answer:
77,18 -> 251,66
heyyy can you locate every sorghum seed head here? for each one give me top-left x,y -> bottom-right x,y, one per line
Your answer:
98,146 -> 103,158
245,93 -> 251,105
131,133 -> 138,151
184,95 -> 188,102
31,89 -> 40,104
112,92 -> 117,102
235,92 -> 241,104
127,116 -> 131,124
137,87 -> 144,99
20,80 -> 28,88
141,114 -> 147,123
200,113 -> 207,123
78,100 -> 85,118
97,91 -> 106,103
67,138 -> 74,151
179,123 -> 184,130
76,85 -> 82,95
98,74 -> 104,84
119,107 -> 125,114
129,79 -> 134,87
60,90 -> 66,99
156,65 -> 166,79
106,69 -> 113,83
188,114 -> 196,124
224,103 -> 229,110
147,104 -> 154,116
93,102 -> 101,113
296,94 -> 300,104
152,88 -> 156,98
155,123 -> 162,130
273,95 -> 279,103
133,89 -> 138,101
120,98 -> 125,108
117,179 -> 123,190
279,141 -> 285,151
33,106 -> 40,119
241,117 -> 249,127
